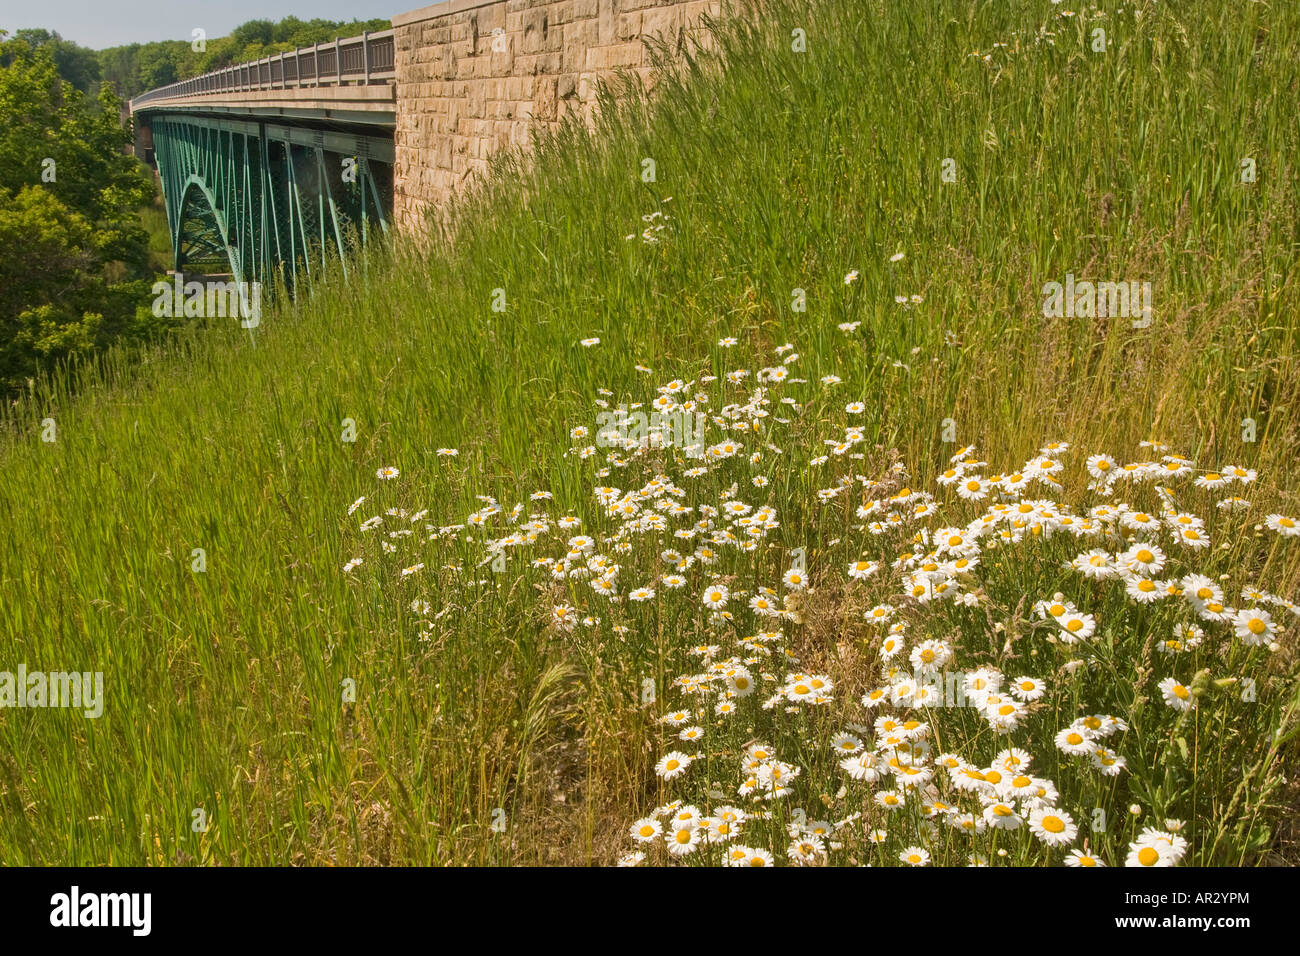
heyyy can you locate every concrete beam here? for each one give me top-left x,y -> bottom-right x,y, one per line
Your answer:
133,84 -> 397,128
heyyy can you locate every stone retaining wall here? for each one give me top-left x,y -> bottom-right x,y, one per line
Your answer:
392,0 -> 721,233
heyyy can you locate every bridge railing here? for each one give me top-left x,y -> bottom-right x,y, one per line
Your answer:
131,29 -> 395,109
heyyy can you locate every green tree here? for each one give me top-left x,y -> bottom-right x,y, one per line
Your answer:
0,187 -> 102,384
98,43 -> 141,98
0,34 -> 158,393
0,37 -> 151,253
230,19 -> 275,49
134,41 -> 183,92
7,29 -> 102,92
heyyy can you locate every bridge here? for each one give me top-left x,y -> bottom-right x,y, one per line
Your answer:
130,0 -> 720,295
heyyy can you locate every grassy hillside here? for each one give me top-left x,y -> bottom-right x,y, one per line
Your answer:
2,0 -> 1298,866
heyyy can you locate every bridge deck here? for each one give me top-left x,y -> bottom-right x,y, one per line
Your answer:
132,85 -> 396,128
130,29 -> 397,128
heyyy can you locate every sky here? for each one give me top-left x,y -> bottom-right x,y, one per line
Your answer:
0,0 -> 415,49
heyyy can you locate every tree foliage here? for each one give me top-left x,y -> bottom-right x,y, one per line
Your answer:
0,32 -> 158,393
4,29 -> 102,92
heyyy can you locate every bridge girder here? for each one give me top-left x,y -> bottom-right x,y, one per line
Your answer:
148,113 -> 393,295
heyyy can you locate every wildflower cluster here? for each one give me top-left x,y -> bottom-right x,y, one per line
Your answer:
341,341 -> 1296,866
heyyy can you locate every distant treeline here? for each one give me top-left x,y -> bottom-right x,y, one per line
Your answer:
6,17 -> 393,102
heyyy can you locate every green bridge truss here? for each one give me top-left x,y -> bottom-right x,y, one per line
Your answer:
149,114 -> 394,295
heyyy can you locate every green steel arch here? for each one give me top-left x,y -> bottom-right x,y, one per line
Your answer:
148,113 -> 393,296
175,174 -> 238,278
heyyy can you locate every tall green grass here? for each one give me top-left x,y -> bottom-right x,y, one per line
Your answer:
138,196 -> 172,274
1,0 -> 1297,865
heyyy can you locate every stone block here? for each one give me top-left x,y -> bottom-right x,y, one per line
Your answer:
616,12 -> 642,41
